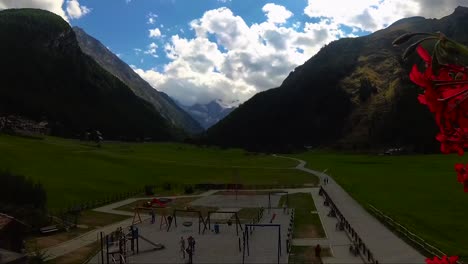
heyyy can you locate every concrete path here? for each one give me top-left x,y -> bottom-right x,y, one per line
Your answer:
276,155 -> 425,264
310,188 -> 364,264
44,217 -> 135,261
288,188 -> 364,264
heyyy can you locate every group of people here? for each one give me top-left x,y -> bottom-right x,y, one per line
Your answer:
179,236 -> 196,264
323,177 -> 329,185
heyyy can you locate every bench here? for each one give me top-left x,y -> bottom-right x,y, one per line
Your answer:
40,225 -> 59,234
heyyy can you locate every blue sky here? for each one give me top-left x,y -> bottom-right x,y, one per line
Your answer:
71,0 -> 331,71
1,0 -> 466,105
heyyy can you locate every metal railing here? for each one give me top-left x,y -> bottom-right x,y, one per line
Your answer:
368,204 -> 463,264
319,187 -> 378,263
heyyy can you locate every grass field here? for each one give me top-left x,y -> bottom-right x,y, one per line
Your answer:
280,193 -> 325,238
0,135 -> 316,209
292,152 -> 468,259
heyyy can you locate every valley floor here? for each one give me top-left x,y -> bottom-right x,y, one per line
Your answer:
40,158 -> 427,264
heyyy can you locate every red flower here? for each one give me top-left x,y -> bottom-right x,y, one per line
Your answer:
411,45 -> 468,157
454,163 -> 468,192
409,43 -> 468,191
426,255 -> 459,264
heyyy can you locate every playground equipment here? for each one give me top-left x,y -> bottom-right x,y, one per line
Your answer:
99,226 -> 164,264
172,209 -> 207,234
144,198 -> 172,208
132,198 -> 172,225
99,227 -> 132,264
242,224 -> 282,264
204,211 -> 243,235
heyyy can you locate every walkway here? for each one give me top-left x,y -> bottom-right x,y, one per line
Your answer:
276,155 -> 425,264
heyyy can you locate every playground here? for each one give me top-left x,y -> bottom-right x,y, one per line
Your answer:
89,191 -> 295,264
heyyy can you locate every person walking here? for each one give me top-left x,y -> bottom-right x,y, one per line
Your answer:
191,237 -> 196,253
179,236 -> 186,259
186,246 -> 193,264
167,215 -> 173,231
150,209 -> 155,224
315,244 -> 322,258
187,236 -> 194,252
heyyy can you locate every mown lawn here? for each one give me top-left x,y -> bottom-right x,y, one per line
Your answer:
281,193 -> 325,238
292,151 -> 468,260
0,135 -> 317,209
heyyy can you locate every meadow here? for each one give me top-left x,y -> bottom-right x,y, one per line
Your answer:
0,135 -> 316,209
293,151 -> 468,259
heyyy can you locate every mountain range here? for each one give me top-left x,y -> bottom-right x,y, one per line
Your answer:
0,9 -> 178,140
207,6 -> 468,152
178,99 -> 239,129
3,7 -> 468,152
73,27 -> 203,134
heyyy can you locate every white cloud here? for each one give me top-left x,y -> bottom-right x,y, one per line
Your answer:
66,0 -> 90,19
147,12 -> 157,24
135,6 -> 348,105
144,42 -> 159,58
0,0 -> 67,19
149,27 -> 162,38
303,0 -> 466,32
0,0 -> 91,21
133,2 -> 466,105
190,8 -> 256,50
262,3 -> 293,24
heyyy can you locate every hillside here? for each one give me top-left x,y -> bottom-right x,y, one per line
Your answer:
73,27 -> 204,134
207,7 -> 468,153
0,9 -> 176,140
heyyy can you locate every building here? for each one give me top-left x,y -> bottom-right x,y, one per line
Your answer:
0,213 -> 29,253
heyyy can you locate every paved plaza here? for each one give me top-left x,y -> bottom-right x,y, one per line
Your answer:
90,207 -> 291,264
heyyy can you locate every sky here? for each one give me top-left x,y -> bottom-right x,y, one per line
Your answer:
1,0 -> 467,106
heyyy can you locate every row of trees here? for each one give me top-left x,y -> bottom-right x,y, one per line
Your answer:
0,170 -> 48,227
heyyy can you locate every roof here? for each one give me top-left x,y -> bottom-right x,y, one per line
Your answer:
0,213 -> 29,231
0,248 -> 27,263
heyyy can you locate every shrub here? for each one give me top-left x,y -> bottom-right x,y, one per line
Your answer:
162,182 -> 172,191
0,170 -> 49,227
184,185 -> 194,194
144,185 -> 154,195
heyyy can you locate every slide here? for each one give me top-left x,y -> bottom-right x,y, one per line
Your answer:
139,235 -> 165,250
151,198 -> 168,207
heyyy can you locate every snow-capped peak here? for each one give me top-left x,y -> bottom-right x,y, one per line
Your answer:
215,99 -> 240,109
